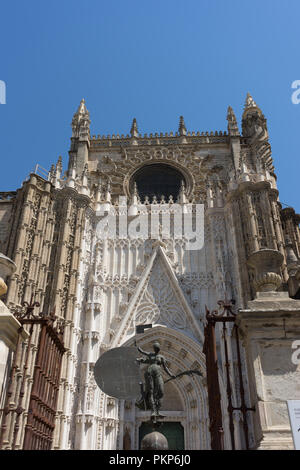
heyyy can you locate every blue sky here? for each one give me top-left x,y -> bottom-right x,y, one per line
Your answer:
1,0 -> 299,211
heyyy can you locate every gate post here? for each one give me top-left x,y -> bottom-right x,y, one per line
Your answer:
203,307 -> 224,450
0,297 -> 65,450
237,291 -> 300,450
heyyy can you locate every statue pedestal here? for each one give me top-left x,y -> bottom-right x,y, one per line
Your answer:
237,292 -> 300,450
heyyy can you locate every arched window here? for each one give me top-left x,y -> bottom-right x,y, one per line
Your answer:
131,164 -> 185,202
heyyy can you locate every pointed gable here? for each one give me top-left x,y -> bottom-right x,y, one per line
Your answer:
112,244 -> 204,347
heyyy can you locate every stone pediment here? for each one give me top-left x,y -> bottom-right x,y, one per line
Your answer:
112,244 -> 204,347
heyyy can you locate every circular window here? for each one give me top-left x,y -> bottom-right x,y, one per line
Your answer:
131,164 -> 185,203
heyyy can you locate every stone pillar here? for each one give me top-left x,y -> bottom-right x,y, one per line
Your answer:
237,291 -> 300,449
244,190 -> 260,253
0,254 -> 28,408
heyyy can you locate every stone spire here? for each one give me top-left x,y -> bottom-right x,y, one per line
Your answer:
226,106 -> 240,136
56,155 -> 62,176
178,116 -> 187,136
242,92 -> 268,142
128,182 -> 139,216
49,164 -> 56,184
178,180 -> 188,204
244,92 -> 257,109
130,118 -> 139,138
71,98 -> 91,140
242,92 -> 262,118
70,99 -> 90,175
66,156 -> 77,188
133,181 -> 138,198
49,156 -> 63,188
80,163 -> 89,196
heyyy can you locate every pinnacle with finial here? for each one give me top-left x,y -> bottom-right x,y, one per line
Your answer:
227,106 -> 239,136
177,180 -> 187,204
242,92 -> 263,119
244,92 -> 258,110
178,116 -> 187,136
130,118 -> 139,138
77,98 -> 87,114
56,155 -> 62,170
227,106 -> 236,121
72,98 -> 90,123
72,99 -> 90,139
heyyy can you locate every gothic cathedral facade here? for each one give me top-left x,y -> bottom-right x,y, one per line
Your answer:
0,94 -> 300,450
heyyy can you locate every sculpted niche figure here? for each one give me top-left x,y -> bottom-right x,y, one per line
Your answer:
135,341 -> 175,417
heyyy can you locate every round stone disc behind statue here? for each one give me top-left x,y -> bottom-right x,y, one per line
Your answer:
94,347 -> 141,400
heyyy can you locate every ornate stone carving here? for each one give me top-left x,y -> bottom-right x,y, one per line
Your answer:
133,258 -> 189,331
72,99 -> 90,141
227,106 -> 240,137
247,249 -> 283,292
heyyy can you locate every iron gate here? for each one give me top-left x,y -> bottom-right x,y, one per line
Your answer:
0,297 -> 65,450
203,299 -> 255,450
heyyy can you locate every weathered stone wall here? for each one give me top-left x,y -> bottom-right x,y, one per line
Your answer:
0,202 -> 13,253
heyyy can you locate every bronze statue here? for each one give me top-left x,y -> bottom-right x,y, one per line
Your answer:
135,341 -> 175,417
135,340 -> 202,420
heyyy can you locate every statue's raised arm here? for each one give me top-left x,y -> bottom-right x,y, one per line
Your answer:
134,340 -> 151,357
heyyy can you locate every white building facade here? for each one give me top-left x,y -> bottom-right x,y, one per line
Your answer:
0,95 -> 300,450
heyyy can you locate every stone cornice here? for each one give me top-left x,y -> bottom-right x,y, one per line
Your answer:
0,192 -> 17,202
54,187 -> 91,206
226,180 -> 278,202
89,135 -> 230,153
281,207 -> 300,224
89,132 -> 230,150
22,174 -> 52,193
236,292 -> 300,333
